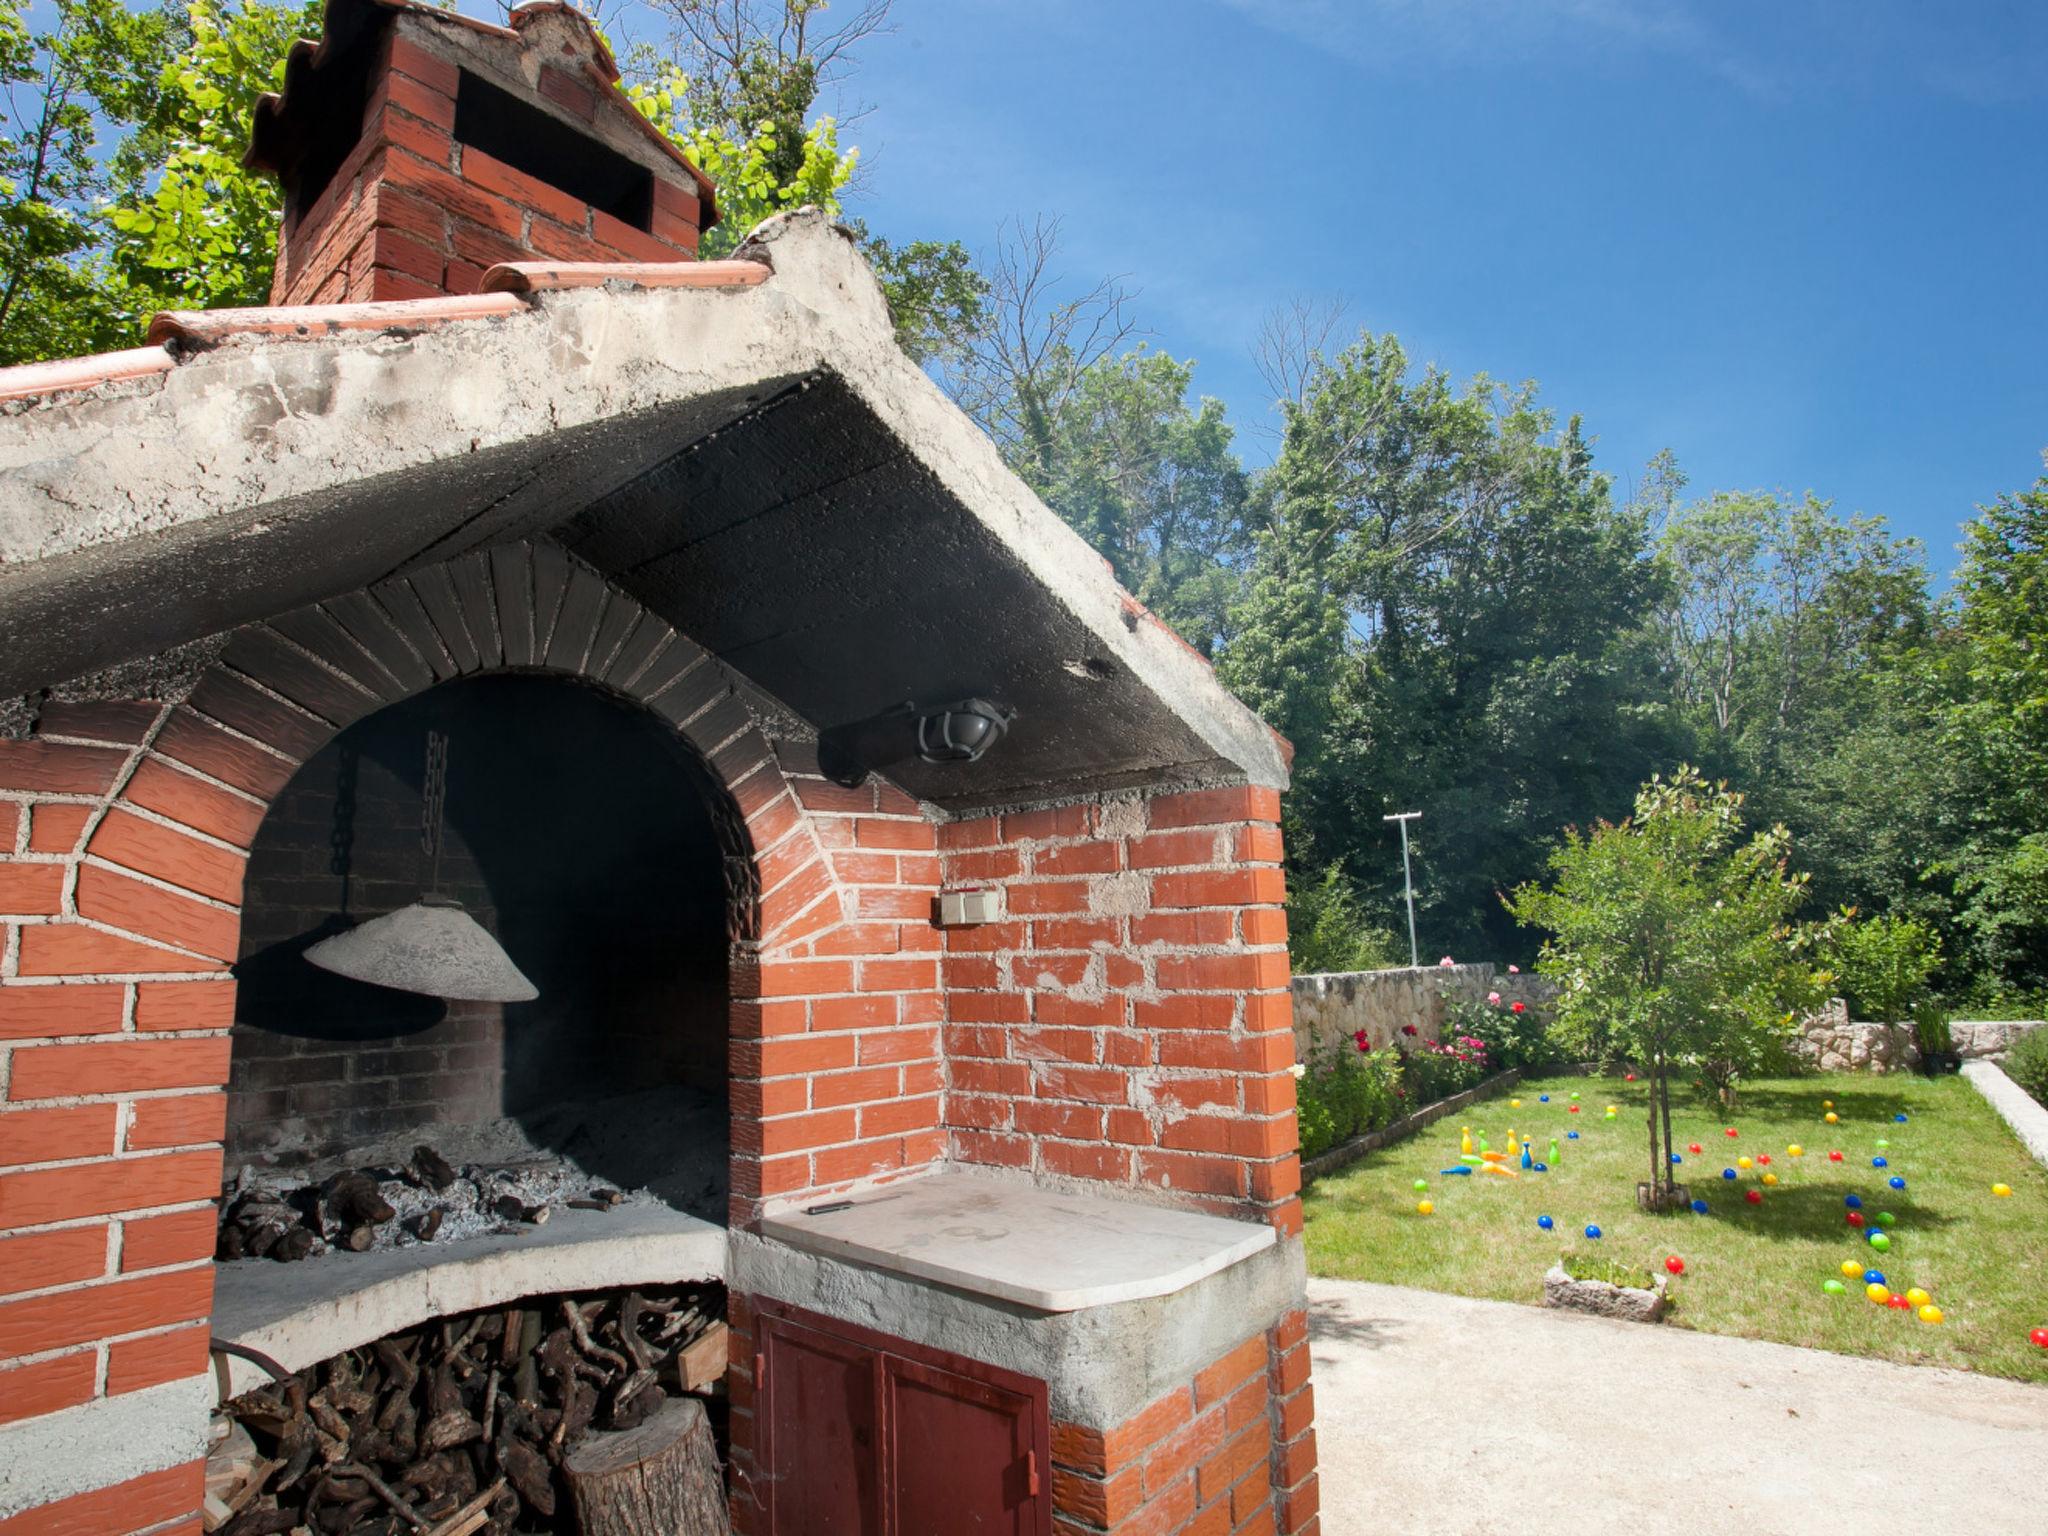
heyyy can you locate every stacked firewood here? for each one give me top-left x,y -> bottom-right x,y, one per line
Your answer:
209,1285 -> 728,1535
216,1145 -> 627,1264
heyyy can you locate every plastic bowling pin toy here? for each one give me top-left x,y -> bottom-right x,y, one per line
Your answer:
1520,1142 -> 1533,1170
1548,1137 -> 1560,1167
1461,1126 -> 1473,1156
1506,1130 -> 1521,1158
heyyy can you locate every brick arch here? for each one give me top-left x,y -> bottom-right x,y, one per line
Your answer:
134,540 -> 846,961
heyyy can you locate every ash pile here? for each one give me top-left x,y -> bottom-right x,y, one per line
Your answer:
217,1145 -> 641,1263
207,1284 -> 730,1535
217,1086 -> 729,1262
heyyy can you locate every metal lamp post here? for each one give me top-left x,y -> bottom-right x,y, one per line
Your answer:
1383,811 -> 1421,968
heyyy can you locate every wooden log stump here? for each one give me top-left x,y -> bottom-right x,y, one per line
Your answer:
562,1396 -> 728,1536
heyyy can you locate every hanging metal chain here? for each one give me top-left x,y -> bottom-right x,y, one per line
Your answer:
421,730 -> 449,896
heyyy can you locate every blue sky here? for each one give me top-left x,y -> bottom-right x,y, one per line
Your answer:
756,0 -> 2048,577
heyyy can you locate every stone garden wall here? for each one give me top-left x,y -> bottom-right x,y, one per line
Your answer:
1791,998 -> 2045,1073
1291,962 -> 1555,1062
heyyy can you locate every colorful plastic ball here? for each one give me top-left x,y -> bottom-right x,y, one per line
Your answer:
1745,1189 -> 1763,1204
1758,1154 -> 1772,1166
1416,1201 -> 1434,1215
1866,1283 -> 1890,1305
1413,1179 -> 1429,1191
1841,1260 -> 1865,1279
1919,1305 -> 1944,1324
1824,1100 -> 1835,1109
1539,1094 -> 1550,1102
1906,1288 -> 1931,1307
1895,1114 -> 1908,1123
1876,1138 -> 1890,1149
2029,1327 -> 2048,1349
1829,1151 -> 1844,1162
1762,1173 -> 1779,1186
1533,1163 -> 1548,1172
1571,1092 -> 1581,1101
1725,1128 -> 1739,1138
1737,1156 -> 1754,1171
1869,1233 -> 1892,1253
1584,1224 -> 1602,1239
1670,1154 -> 1683,1164
1888,1176 -> 1905,1190
1873,1156 -> 1889,1169
1567,1131 -> 1580,1139
1992,1183 -> 2012,1197
1864,1268 -> 1886,1285
1690,1199 -> 1709,1214
1787,1144 -> 1804,1157
1568,1105 -> 1581,1114
1665,1256 -> 1685,1274
1511,1099 -> 1522,1108
1847,1211 -> 1866,1227
1722,1168 -> 1738,1181
1876,1212 -> 1896,1227
1823,1279 -> 1847,1295
1537,1215 -> 1554,1230
1845,1194 -> 1863,1208
1825,1112 -> 1839,1124
1689,1143 -> 1703,1154
1626,1072 -> 1637,1081
1888,1294 -> 1912,1310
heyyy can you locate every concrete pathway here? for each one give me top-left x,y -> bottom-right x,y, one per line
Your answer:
1308,1277 -> 2047,1536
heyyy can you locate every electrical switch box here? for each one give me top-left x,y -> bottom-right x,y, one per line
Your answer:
936,887 -> 1002,926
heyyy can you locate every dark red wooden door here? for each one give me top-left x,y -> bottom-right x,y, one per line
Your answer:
759,1311 -> 884,1536
886,1355 -> 1040,1535
756,1301 -> 1049,1536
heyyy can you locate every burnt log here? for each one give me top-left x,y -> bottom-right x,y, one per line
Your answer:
561,1397 -> 727,1536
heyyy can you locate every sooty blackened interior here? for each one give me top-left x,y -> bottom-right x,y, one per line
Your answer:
228,675 -> 730,1221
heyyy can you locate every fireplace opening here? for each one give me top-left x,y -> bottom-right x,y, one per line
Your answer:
223,672 -> 733,1256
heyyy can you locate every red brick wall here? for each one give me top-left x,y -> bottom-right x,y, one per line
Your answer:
270,29 -> 704,305
939,786 -> 1302,1236
1048,1308 -> 1317,1536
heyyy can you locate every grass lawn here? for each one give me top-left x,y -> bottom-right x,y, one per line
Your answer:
1304,1071 -> 2048,1383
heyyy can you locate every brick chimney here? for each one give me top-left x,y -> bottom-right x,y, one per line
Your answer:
247,0 -> 716,305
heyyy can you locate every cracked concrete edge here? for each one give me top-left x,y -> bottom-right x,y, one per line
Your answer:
0,209 -> 1286,792
1960,1059 -> 2048,1169
729,1226 -> 1307,1427
0,1372 -> 212,1518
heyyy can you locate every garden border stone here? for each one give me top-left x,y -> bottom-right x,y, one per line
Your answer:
1541,1262 -> 1669,1323
1960,1059 -> 2048,1169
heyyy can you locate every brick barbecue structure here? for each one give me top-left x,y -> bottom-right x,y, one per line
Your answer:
0,4 -> 1318,1533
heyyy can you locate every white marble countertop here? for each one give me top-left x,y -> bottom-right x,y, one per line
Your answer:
760,1170 -> 1277,1312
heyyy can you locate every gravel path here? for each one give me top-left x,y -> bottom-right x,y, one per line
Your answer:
1309,1276 -> 2047,1536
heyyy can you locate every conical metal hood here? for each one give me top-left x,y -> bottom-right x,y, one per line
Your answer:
303,894 -> 538,1002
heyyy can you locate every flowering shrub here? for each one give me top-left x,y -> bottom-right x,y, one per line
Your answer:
1444,987 -> 1560,1071
1296,1040 -> 1405,1158
1402,1032 -> 1492,1101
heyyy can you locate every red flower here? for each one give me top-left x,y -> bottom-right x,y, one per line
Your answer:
1510,1001 -> 1526,1015
1402,1024 -> 1418,1036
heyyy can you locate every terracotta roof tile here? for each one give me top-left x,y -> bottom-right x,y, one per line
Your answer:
478,259 -> 772,295
0,346 -> 175,405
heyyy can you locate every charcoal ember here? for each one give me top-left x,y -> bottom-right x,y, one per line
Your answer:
491,1194 -> 525,1224
409,1145 -> 458,1192
324,1172 -> 396,1229
408,1208 -> 444,1243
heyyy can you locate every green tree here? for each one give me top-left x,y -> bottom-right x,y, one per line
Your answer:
1506,768 -> 1830,1202
1221,331 -> 1676,959
1935,471 -> 2048,988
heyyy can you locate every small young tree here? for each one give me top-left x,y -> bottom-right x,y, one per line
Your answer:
1505,767 -> 1830,1207
1830,910 -> 1943,1023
